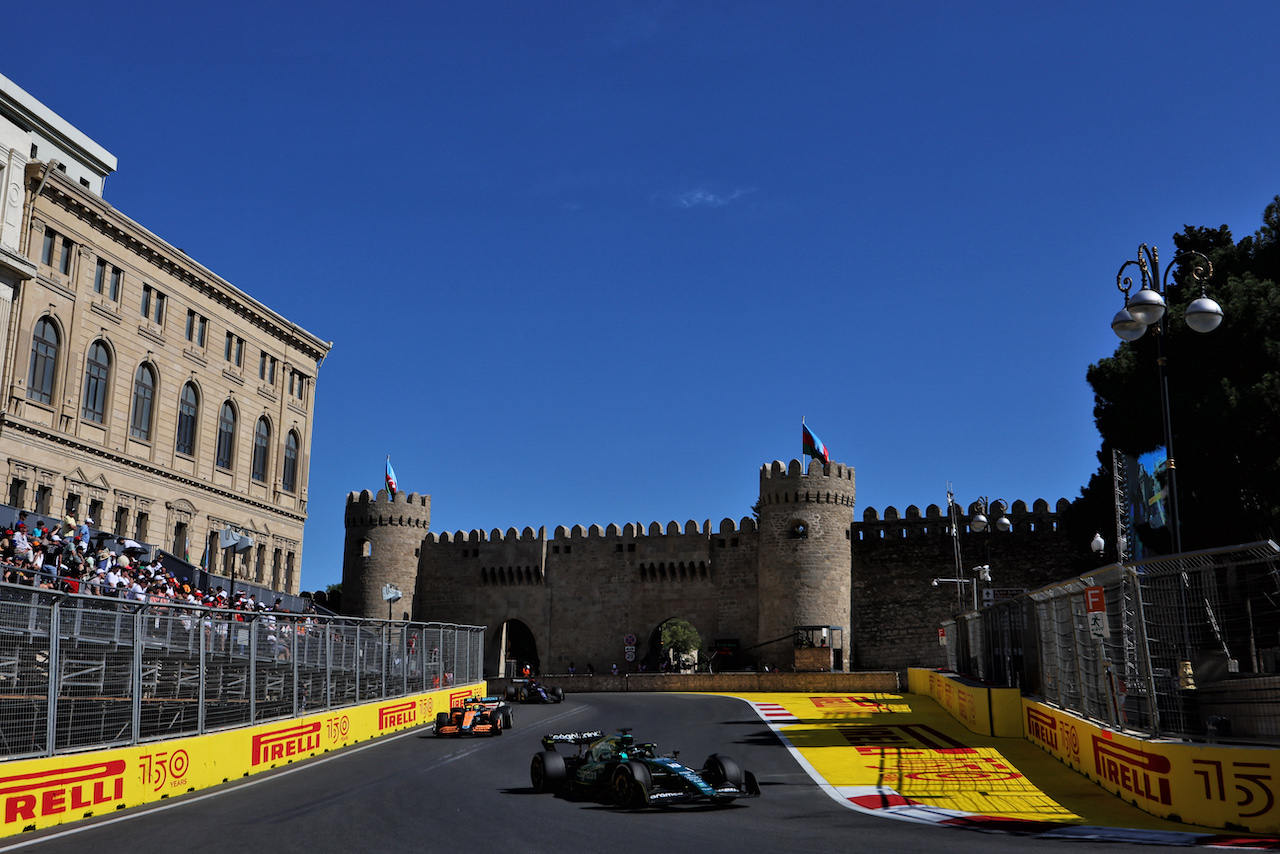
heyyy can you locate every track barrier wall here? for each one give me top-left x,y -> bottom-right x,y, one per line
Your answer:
911,666 -> 1280,834
906,668 -> 1021,737
1022,698 -> 1280,835
0,681 -> 486,838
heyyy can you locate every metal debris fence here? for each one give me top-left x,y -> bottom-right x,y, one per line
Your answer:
0,583 -> 484,759
944,540 -> 1280,743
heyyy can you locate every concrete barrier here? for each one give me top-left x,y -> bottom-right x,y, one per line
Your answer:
1023,698 -> 1280,835
512,671 -> 900,694
907,667 -> 1023,737
0,682 -> 488,838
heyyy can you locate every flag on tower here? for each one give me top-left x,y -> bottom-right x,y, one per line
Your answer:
802,421 -> 830,463
385,457 -> 398,497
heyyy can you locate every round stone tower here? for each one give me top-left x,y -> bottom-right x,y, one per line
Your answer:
342,489 -> 430,620
756,459 -> 856,672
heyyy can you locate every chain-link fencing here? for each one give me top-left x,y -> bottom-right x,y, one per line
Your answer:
0,585 -> 484,759
943,540 -> 1280,742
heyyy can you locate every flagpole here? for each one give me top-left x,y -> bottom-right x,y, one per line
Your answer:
801,416 -> 808,468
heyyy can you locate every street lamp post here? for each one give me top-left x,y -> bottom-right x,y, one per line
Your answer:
1110,245 -> 1223,554
969,497 -> 1009,607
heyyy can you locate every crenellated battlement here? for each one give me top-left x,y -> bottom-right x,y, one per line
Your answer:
759,458 -> 854,482
344,488 -> 431,528
854,498 -> 1070,541
758,458 -> 856,507
425,517 -> 758,546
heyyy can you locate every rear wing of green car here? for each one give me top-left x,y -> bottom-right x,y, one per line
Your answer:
541,730 -> 604,749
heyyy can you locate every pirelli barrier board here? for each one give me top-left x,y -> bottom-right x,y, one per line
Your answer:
0,682 -> 485,838
907,667 -> 1022,738
1023,699 -> 1280,835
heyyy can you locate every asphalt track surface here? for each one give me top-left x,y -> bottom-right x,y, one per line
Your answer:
0,693 -> 1244,854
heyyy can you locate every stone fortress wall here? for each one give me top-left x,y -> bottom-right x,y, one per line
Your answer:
852,498 -> 1075,671
342,458 -> 1073,675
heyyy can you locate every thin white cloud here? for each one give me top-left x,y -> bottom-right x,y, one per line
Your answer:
671,187 -> 754,209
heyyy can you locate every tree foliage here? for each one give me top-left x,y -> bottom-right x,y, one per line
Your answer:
1075,196 -> 1280,552
660,617 -> 702,656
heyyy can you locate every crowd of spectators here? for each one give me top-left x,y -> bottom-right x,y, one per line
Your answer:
0,510 -> 291,616
0,511 -> 460,680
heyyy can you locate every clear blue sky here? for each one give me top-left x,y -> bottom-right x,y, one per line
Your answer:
9,2 -> 1279,592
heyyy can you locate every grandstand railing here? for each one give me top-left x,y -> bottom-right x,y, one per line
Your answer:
942,540 -> 1280,743
0,583 -> 484,759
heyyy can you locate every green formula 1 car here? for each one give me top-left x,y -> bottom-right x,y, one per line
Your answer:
529,728 -> 760,808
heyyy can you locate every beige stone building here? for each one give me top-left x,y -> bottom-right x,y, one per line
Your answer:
0,73 -> 330,595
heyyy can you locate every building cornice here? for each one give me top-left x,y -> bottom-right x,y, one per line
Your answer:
0,73 -> 117,179
27,165 -> 332,364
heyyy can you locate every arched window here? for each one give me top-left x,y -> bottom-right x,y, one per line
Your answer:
26,317 -> 59,404
282,430 -> 299,493
81,341 -> 111,423
176,382 -> 199,456
129,364 -> 156,440
216,402 -> 236,469
252,417 -> 270,482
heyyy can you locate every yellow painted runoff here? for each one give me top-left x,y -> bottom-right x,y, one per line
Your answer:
731,691 -> 1239,836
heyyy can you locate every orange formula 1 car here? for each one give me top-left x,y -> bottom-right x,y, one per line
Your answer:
434,697 -> 507,737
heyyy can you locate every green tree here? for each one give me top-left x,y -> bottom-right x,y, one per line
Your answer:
660,618 -> 702,658
1076,196 -> 1280,552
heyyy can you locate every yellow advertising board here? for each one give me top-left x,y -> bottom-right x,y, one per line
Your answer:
908,668 -> 1021,738
0,682 -> 485,837
1022,699 -> 1280,835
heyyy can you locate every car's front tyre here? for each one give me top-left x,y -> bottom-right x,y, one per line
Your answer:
702,754 -> 744,788
703,754 -> 745,803
611,762 -> 651,808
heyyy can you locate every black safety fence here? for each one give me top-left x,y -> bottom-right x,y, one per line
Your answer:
0,582 -> 483,759
943,540 -> 1280,743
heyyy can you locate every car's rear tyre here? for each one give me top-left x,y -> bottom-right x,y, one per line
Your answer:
552,687 -> 565,702
518,686 -> 529,702
531,751 -> 566,793
492,714 -> 503,735
611,762 -> 651,808
500,708 -> 514,729
703,754 -> 744,789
